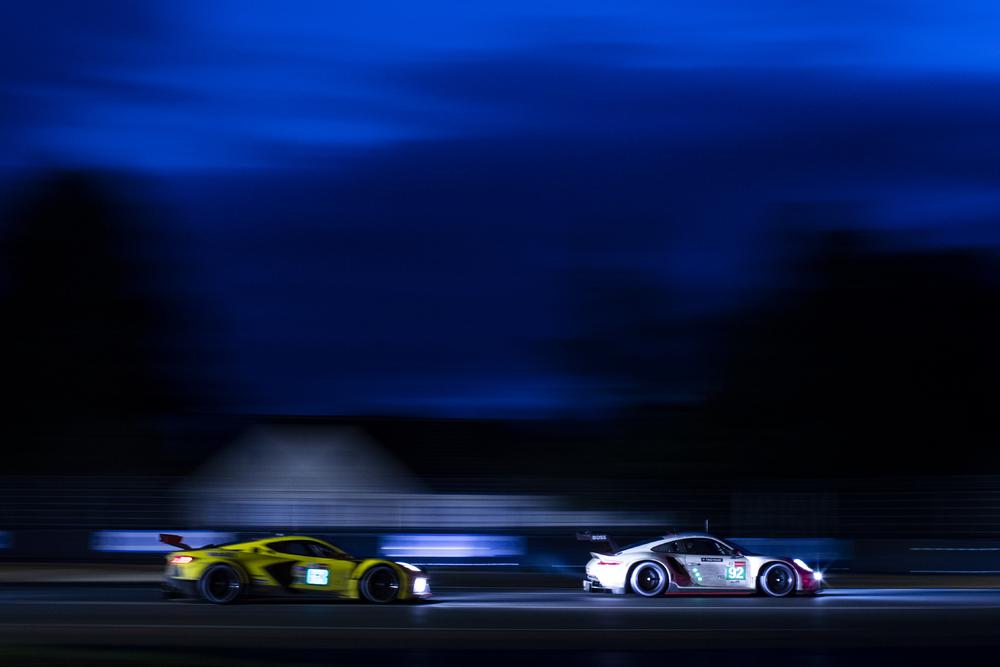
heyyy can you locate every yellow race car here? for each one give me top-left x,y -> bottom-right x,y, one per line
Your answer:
160,533 -> 430,604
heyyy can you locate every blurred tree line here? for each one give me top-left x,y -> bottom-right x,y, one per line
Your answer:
3,175 -> 1000,481
0,172 -> 208,473
561,208 -> 1000,480
705,226 -> 1000,477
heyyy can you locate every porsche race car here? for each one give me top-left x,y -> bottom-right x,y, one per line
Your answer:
161,534 -> 430,604
580,531 -> 823,597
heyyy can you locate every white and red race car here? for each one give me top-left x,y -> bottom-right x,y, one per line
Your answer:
580,531 -> 823,597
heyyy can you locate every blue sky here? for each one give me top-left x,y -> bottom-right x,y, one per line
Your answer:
4,2 -> 1000,415
6,1 -> 1000,168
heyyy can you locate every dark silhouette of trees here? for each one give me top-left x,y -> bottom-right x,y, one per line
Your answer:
0,172 -> 190,473
556,219 -> 1000,479
707,229 -> 1000,476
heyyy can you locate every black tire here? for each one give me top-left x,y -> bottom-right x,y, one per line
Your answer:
359,565 -> 400,603
759,563 -> 796,597
198,564 -> 244,604
628,561 -> 668,597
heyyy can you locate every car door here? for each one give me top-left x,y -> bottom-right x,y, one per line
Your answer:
265,540 -> 356,594
711,540 -> 752,589
722,552 -> 751,589
680,538 -> 730,587
300,540 -> 357,593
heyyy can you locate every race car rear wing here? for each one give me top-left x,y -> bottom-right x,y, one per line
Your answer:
159,534 -> 192,550
576,531 -> 618,554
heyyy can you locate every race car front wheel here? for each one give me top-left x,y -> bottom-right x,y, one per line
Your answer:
759,563 -> 796,597
629,562 -> 668,597
359,566 -> 400,603
198,564 -> 244,604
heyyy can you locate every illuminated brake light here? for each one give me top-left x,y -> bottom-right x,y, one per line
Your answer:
170,555 -> 194,564
598,558 -> 622,566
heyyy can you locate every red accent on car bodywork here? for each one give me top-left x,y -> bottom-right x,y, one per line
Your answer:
788,559 -> 823,593
663,557 -> 692,587
669,591 -> 756,596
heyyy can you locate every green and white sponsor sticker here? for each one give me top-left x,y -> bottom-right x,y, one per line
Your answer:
726,563 -> 747,580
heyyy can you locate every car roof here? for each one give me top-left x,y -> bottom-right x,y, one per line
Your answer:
616,532 -> 727,552
224,535 -> 331,548
661,532 -> 723,540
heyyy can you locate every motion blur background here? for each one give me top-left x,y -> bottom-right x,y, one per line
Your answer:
3,1 -> 1000,575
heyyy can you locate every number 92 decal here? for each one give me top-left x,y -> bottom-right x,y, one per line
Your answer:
726,565 -> 747,580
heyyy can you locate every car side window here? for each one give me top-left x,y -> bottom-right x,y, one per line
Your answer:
652,540 -> 680,554
268,541 -> 311,556
713,540 -> 735,556
306,542 -> 341,559
684,539 -> 722,555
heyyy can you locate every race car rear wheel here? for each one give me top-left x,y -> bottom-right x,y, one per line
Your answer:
759,563 -> 796,597
198,564 -> 244,604
629,561 -> 668,597
359,565 -> 400,603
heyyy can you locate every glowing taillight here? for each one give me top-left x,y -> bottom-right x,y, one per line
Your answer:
170,555 -> 194,564
598,559 -> 622,566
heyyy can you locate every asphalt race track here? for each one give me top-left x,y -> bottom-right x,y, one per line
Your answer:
2,585 -> 1000,665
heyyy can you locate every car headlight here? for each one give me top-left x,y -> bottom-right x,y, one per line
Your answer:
814,571 -> 823,581
413,576 -> 428,594
793,558 -> 813,572
396,561 -> 422,572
